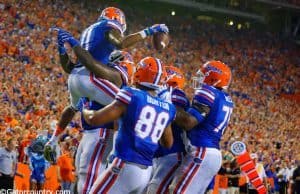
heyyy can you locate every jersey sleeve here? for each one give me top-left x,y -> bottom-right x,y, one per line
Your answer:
171,88 -> 190,109
115,87 -> 134,105
193,86 -> 216,107
80,24 -> 102,51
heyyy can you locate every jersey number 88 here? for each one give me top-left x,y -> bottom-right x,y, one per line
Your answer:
134,105 -> 170,143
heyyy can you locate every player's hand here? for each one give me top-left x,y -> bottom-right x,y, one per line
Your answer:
44,140 -> 57,163
50,27 -> 67,55
145,24 -> 169,36
76,97 -> 90,112
52,27 -> 79,48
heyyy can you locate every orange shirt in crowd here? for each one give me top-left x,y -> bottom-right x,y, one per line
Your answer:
56,152 -> 75,182
218,175 -> 228,189
9,118 -> 19,127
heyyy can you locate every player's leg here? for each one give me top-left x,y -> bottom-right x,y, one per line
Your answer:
97,129 -> 115,173
147,153 -> 183,194
37,181 -> 44,190
75,139 -> 84,193
89,158 -> 152,194
30,178 -> 37,190
68,68 -> 118,107
169,147 -> 222,194
88,72 -> 119,105
76,131 -> 104,194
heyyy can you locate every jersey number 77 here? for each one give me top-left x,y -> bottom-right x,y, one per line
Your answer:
214,105 -> 233,134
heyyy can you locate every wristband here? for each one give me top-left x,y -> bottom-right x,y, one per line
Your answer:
139,30 -> 147,39
144,27 -> 153,36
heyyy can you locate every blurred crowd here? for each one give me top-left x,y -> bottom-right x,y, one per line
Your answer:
274,0 -> 300,6
0,0 -> 299,192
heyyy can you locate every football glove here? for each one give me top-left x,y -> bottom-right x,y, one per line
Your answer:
53,27 -> 79,48
44,140 -> 57,163
144,24 -> 169,37
51,27 -> 67,54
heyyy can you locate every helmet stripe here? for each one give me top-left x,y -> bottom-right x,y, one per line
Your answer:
154,58 -> 162,85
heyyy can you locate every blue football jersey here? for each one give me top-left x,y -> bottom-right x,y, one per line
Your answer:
155,88 -> 189,157
29,153 -> 49,182
187,84 -> 234,149
80,19 -> 122,64
114,86 -> 176,166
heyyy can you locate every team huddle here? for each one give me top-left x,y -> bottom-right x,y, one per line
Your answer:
44,7 -> 234,194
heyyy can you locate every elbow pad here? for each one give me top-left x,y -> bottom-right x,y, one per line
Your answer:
187,107 -> 205,123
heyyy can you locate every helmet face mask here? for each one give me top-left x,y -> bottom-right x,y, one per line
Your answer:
109,50 -> 135,85
192,69 -> 205,89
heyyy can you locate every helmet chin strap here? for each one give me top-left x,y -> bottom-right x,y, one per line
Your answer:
212,80 -> 221,87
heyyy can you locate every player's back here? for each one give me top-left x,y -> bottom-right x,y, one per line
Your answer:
187,84 -> 233,149
79,19 -> 120,64
114,86 -> 176,166
30,153 -> 47,178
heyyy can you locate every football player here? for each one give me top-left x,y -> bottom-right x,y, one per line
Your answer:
46,6 -> 167,193
46,30 -> 135,193
47,6 -> 168,151
147,65 -> 190,194
81,57 -> 176,194
72,50 -> 134,194
169,61 -> 234,194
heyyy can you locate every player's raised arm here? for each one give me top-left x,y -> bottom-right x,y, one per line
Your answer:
98,7 -> 168,49
107,24 -> 169,49
56,28 -> 124,87
59,53 -> 75,74
72,45 -> 123,87
52,28 -> 76,74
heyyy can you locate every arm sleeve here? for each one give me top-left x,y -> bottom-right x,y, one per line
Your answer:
171,89 -> 190,109
80,26 -> 102,52
193,87 -> 216,108
115,87 -> 133,105
187,107 -> 205,123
